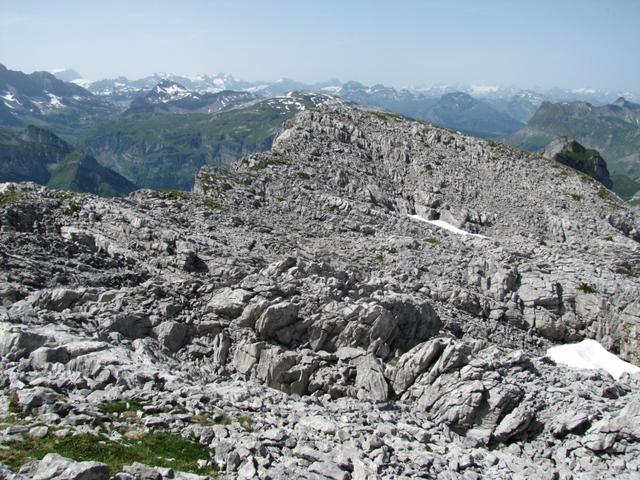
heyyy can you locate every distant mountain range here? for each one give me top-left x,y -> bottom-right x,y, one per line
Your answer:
57,67 -> 638,107
0,65 -> 116,134
1,63 -> 639,198
124,80 -> 258,116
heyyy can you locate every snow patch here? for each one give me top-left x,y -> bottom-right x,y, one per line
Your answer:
408,215 -> 488,239
1,91 -> 18,109
47,93 -> 64,108
572,87 -> 597,95
471,84 -> 499,94
71,78 -> 92,89
321,85 -> 341,93
547,339 -> 640,380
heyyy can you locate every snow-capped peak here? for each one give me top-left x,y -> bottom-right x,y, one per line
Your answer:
150,81 -> 193,103
470,84 -> 499,95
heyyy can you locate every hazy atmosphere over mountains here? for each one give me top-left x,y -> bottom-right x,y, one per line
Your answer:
1,1 -> 640,479
2,0 -> 639,92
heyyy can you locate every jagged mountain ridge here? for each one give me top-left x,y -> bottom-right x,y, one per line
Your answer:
1,105 -> 639,478
124,80 -> 258,115
0,64 -> 116,134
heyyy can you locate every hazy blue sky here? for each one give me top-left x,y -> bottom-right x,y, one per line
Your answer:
1,0 -> 638,91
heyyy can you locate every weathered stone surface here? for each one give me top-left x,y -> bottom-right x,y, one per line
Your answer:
29,453 -> 109,480
254,301 -> 299,339
1,106 -> 639,479
153,321 -> 188,352
207,288 -> 254,318
0,325 -> 46,360
355,355 -> 388,402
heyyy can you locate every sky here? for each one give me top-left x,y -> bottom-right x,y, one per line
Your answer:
1,0 -> 639,92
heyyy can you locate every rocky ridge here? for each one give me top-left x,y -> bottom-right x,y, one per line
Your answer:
543,137 -> 613,189
0,105 -> 639,479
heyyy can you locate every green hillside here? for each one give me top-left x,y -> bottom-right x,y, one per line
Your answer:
0,125 -> 136,196
505,99 -> 640,198
77,94 -> 327,190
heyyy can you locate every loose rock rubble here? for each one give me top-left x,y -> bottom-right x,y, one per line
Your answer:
1,106 -> 639,479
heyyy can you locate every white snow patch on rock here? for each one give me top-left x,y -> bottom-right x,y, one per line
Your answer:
408,215 -> 488,239
546,339 -> 640,380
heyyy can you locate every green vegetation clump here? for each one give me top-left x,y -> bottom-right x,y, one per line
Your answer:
570,193 -> 584,201
0,190 -> 21,208
560,148 -> 600,176
605,235 -> 614,241
99,400 -> 143,415
0,431 -> 216,476
215,413 -> 232,426
203,197 -> 226,212
159,188 -> 190,200
424,237 -> 440,245
328,205 -> 339,213
7,393 -> 21,415
577,283 -> 598,294
237,415 -> 253,432
597,187 -> 611,200
63,201 -> 80,216
375,253 -> 385,262
486,139 -> 499,148
248,157 -> 288,171
442,136 -> 455,146
424,164 -> 433,173
371,111 -> 403,122
296,171 -> 311,180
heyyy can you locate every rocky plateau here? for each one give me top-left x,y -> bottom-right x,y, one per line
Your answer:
1,106 -> 639,479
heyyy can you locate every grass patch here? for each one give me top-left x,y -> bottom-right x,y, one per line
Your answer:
605,235 -> 614,241
296,171 -> 311,180
371,111 -> 403,122
247,157 -> 288,172
570,193 -> 584,201
424,237 -> 440,245
328,205 -> 339,213
443,136 -> 455,146
486,139 -> 499,148
63,201 -> 80,216
203,197 -> 226,212
0,190 -> 21,208
577,283 -> 597,294
375,253 -> 385,262
237,415 -> 253,432
158,189 -> 190,200
597,187 -> 611,200
0,431 -> 216,476
190,412 -> 231,427
424,164 -> 433,173
7,393 -> 22,416
99,400 -> 143,416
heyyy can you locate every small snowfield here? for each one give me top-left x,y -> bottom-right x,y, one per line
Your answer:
408,215 -> 488,239
546,339 -> 640,380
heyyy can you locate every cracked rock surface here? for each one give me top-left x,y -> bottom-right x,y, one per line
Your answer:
1,106 -> 640,478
